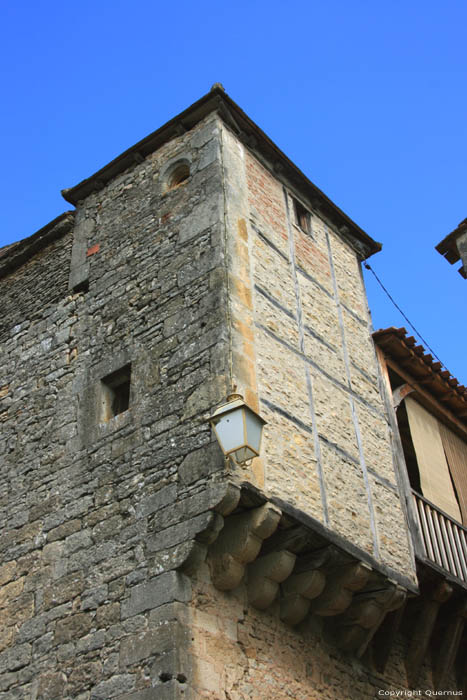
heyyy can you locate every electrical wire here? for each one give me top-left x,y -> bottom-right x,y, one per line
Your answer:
363,262 -> 446,370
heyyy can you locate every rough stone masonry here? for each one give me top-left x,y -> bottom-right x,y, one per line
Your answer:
0,87 -> 435,699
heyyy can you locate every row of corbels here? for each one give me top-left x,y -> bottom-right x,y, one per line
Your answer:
180,487 -> 407,658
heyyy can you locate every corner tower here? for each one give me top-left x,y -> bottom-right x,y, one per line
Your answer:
2,87 -> 456,700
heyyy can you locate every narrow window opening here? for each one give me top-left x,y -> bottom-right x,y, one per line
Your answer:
396,401 -> 421,493
388,367 -> 421,493
100,364 -> 131,422
293,198 -> 311,234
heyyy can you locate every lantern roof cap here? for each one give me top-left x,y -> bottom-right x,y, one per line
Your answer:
209,394 -> 266,423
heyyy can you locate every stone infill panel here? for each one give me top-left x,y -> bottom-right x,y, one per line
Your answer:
239,144 -> 417,583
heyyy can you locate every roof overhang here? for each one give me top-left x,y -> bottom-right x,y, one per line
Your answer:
62,86 -> 381,260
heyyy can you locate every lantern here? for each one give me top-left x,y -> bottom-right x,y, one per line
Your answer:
209,394 -> 266,465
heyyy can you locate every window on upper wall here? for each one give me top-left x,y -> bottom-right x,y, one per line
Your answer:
100,364 -> 132,422
166,162 -> 190,192
293,197 -> 311,234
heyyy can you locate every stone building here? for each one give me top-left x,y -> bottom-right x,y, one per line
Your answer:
0,85 -> 465,699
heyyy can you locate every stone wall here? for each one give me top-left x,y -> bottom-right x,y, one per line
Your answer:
0,114 -> 234,699
187,568 -> 458,699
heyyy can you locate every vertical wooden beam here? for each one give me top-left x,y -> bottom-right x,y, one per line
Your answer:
405,581 -> 453,688
374,346 -> 424,562
371,601 -> 406,673
434,599 -> 467,690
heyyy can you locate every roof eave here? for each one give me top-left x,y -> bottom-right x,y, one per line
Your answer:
373,326 -> 467,429
62,87 -> 381,259
435,219 -> 467,275
0,211 -> 75,280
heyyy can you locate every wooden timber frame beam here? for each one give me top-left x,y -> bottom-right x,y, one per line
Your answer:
434,597 -> 467,690
405,580 -> 453,687
375,346 -> 425,561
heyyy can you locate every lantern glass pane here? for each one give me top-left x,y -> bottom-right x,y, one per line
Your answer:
214,408 -> 245,453
245,410 -> 263,453
233,446 -> 257,464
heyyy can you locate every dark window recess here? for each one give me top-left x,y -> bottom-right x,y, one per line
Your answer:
100,364 -> 131,421
293,198 -> 311,233
387,366 -> 421,493
396,401 -> 421,493
167,163 -> 190,190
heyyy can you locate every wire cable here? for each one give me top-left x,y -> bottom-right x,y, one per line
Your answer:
363,262 -> 446,369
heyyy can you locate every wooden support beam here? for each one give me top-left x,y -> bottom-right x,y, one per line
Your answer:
375,345 -> 426,562
260,524 -> 312,555
336,584 -> 406,658
405,581 -> 453,688
434,598 -> 467,690
393,383 -> 415,409
371,602 -> 406,673
293,545 -> 344,574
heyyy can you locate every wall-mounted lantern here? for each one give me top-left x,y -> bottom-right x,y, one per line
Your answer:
209,393 -> 266,465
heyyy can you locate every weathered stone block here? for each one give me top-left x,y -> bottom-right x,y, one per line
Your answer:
54,612 -> 93,644
136,484 -> 178,519
37,671 -> 67,699
0,643 -> 31,674
121,572 -> 191,619
42,572 -> 84,610
90,673 -> 135,699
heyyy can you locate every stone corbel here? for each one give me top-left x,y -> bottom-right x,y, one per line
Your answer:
310,561 -> 372,617
177,482 -> 241,576
247,550 -> 296,610
280,568 -> 326,626
208,503 -> 282,591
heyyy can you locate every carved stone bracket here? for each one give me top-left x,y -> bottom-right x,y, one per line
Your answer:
208,503 -> 282,590
280,569 -> 326,626
247,550 -> 296,610
176,482 -> 241,576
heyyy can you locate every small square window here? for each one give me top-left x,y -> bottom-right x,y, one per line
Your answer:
293,198 -> 311,234
100,364 -> 131,422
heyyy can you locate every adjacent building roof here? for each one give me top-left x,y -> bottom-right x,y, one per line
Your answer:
435,218 -> 467,278
373,327 -> 467,428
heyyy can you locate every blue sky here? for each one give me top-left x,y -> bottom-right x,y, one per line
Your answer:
1,1 -> 466,382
